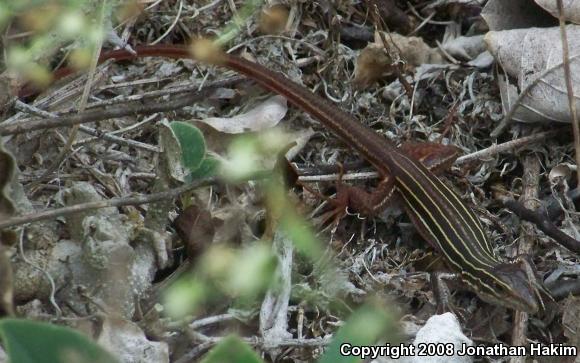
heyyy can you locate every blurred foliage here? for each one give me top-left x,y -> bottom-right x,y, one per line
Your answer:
0,318 -> 120,363
1,0 -> 113,86
220,130 -> 291,182
318,301 -> 399,363
164,243 -> 278,318
201,336 -> 262,363
199,302 -> 398,363
215,0 -> 264,46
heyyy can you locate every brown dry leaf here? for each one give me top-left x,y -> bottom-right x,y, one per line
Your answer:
173,205 -> 216,259
354,32 -> 444,88
486,26 -> 580,123
259,4 -> 289,34
354,45 -> 395,88
199,95 -> 287,133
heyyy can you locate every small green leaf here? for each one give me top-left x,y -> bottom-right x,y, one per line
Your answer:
201,335 -> 263,363
188,157 -> 220,180
318,303 -> 398,363
170,121 -> 206,171
0,318 -> 120,363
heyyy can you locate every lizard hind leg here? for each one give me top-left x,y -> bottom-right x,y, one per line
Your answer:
317,175 -> 398,228
398,142 -> 461,175
305,164 -> 397,227
307,142 -> 457,227
304,162 -> 356,228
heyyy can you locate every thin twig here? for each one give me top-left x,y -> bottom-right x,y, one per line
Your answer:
36,0 -> 108,185
18,228 -> 62,317
151,0 -> 183,45
455,130 -> 560,165
0,77 -> 243,136
0,177 -> 215,230
299,130 -> 558,183
502,199 -> 580,254
13,101 -> 160,153
509,154 -> 539,363
189,313 -> 236,330
364,0 -> 413,99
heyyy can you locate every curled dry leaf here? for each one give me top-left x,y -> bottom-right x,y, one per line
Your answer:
486,26 -> 580,123
199,95 -> 288,133
442,35 -> 486,60
284,127 -> 315,161
354,32 -> 444,88
536,0 -> 580,24
549,163 -> 573,185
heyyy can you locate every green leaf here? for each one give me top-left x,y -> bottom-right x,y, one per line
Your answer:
188,157 -> 220,180
318,303 -> 398,363
201,335 -> 263,363
170,121 -> 206,171
0,318 -> 120,363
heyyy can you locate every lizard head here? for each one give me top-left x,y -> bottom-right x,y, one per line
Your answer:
472,261 -> 540,314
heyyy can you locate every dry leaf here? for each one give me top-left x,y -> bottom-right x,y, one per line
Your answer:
549,163 -> 573,184
285,127 -> 315,161
354,32 -> 444,87
486,26 -> 580,123
259,4 -> 289,34
442,35 -> 486,60
536,0 -> 580,24
482,0 -> 556,31
200,95 -> 287,133
173,205 -> 215,258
